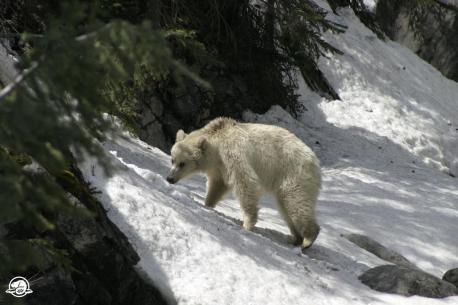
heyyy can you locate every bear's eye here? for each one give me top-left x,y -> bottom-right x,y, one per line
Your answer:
179,162 -> 185,168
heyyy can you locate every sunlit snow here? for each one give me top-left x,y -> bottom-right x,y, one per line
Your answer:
80,5 -> 458,305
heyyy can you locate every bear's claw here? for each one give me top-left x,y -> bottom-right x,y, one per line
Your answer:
301,226 -> 320,250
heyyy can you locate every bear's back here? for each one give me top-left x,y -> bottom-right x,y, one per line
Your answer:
232,123 -> 320,190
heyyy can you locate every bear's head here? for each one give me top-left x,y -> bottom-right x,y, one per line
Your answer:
167,129 -> 207,184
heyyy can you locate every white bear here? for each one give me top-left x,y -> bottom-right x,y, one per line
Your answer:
167,117 -> 321,248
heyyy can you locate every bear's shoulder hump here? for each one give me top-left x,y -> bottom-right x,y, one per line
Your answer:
203,117 -> 237,134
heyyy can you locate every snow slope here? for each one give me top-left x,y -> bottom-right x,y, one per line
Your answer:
362,0 -> 377,12
80,5 -> 458,305
317,3 -> 458,177
81,132 -> 458,305
0,41 -> 19,84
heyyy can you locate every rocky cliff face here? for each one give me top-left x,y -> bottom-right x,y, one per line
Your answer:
1,169 -> 170,305
376,0 -> 458,81
24,197 -> 169,305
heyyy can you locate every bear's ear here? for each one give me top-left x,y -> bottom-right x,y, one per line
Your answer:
176,129 -> 187,142
197,137 -> 207,151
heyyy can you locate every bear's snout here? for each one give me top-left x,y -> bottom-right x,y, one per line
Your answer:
166,176 -> 176,184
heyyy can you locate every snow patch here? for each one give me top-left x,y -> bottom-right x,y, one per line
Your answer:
78,4 -> 458,305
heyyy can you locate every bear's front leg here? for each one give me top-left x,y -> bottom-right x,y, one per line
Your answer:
204,176 -> 229,208
235,186 -> 260,231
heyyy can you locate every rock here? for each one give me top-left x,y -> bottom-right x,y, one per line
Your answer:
141,106 -> 158,127
359,265 -> 458,298
72,271 -> 112,305
11,183 -> 170,305
443,268 -> 458,288
148,96 -> 164,117
346,234 -> 415,268
376,0 -> 458,82
173,93 -> 202,120
53,197 -> 169,305
161,113 -> 184,145
25,268 -> 78,305
139,120 -> 168,152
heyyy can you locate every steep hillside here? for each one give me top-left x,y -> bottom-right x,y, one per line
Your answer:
79,3 -> 458,305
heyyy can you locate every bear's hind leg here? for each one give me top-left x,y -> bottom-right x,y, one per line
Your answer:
277,189 -> 320,249
276,195 -> 303,246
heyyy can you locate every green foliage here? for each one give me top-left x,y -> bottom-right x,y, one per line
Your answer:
0,0 -> 60,35
160,0 -> 344,114
0,238 -> 74,275
278,0 -> 345,59
0,0 -> 186,278
276,0 -> 346,102
103,28 -> 211,133
326,0 -> 385,39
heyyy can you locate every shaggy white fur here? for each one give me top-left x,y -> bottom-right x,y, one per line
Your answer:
168,117 -> 322,248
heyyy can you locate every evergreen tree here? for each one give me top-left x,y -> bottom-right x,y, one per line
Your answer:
0,0 -> 192,278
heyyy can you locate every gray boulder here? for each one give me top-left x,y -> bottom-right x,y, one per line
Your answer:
346,234 -> 415,268
359,265 -> 458,298
443,268 -> 458,288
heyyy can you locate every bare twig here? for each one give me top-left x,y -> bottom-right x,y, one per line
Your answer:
0,61 -> 38,101
0,22 -> 112,101
75,23 -> 111,42
0,33 -> 44,39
